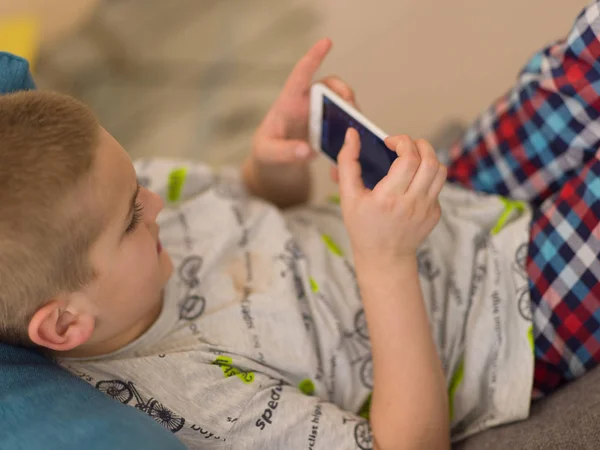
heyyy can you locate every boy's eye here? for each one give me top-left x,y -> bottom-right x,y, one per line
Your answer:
126,201 -> 144,234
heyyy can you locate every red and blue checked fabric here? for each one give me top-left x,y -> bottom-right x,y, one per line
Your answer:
447,0 -> 600,397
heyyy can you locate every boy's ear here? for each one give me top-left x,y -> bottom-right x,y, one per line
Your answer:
28,298 -> 95,352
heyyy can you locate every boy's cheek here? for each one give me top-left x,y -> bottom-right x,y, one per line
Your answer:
160,250 -> 174,281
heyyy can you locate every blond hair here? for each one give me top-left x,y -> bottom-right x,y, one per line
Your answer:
0,90 -> 103,346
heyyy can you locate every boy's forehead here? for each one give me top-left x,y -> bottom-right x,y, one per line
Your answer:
92,128 -> 136,222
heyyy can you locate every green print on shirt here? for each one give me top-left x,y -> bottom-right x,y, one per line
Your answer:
321,234 -> 344,257
328,194 -> 341,205
448,357 -> 465,421
491,197 -> 527,235
357,392 -> 372,420
528,325 -> 535,354
211,356 -> 255,384
167,167 -> 188,203
298,378 -> 316,396
309,277 -> 320,293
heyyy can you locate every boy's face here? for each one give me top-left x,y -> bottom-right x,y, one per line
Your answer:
37,128 -> 174,356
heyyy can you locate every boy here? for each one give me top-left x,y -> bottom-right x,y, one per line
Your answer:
2,38 -> 458,449
2,87 -> 532,450
0,41 -> 532,450
5,0 -> 600,444
0,40 -> 533,449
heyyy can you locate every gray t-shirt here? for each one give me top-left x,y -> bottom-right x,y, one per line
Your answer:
60,158 -> 534,449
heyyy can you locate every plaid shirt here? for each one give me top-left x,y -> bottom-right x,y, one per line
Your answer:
447,0 -> 600,396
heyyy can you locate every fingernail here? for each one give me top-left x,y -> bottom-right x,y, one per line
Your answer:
295,145 -> 310,158
345,128 -> 353,141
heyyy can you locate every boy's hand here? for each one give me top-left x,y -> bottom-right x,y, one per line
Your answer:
253,38 -> 357,163
242,38 -> 358,207
337,129 -> 447,270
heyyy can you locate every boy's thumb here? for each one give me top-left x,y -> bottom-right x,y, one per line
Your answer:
337,128 -> 364,200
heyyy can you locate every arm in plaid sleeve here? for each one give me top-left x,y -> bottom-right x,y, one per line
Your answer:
448,0 -> 600,207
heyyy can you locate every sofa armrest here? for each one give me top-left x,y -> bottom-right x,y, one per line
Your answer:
0,343 -> 188,450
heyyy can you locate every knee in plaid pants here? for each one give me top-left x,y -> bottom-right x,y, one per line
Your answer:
447,0 -> 600,396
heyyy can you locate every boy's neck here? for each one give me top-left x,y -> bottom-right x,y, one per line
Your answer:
54,295 -> 164,359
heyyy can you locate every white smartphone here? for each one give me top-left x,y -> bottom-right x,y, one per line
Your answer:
309,82 -> 397,189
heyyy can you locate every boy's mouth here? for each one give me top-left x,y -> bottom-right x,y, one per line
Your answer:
157,239 -> 162,254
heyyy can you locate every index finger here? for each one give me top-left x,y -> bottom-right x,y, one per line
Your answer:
283,38 -> 332,96
320,76 -> 359,109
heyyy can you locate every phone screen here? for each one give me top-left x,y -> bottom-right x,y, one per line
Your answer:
321,96 -> 397,189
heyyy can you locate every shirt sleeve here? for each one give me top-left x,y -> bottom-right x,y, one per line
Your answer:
133,158 -> 248,205
447,0 -> 600,207
225,375 -> 374,450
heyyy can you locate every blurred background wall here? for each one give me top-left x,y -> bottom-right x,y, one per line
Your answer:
0,0 -> 591,198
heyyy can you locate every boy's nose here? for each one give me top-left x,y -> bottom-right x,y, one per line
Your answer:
153,191 -> 164,212
144,189 -> 164,220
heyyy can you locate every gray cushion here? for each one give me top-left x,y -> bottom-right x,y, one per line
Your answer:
454,366 -> 600,449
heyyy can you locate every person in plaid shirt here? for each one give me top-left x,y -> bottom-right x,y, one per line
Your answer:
448,0 -> 600,397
